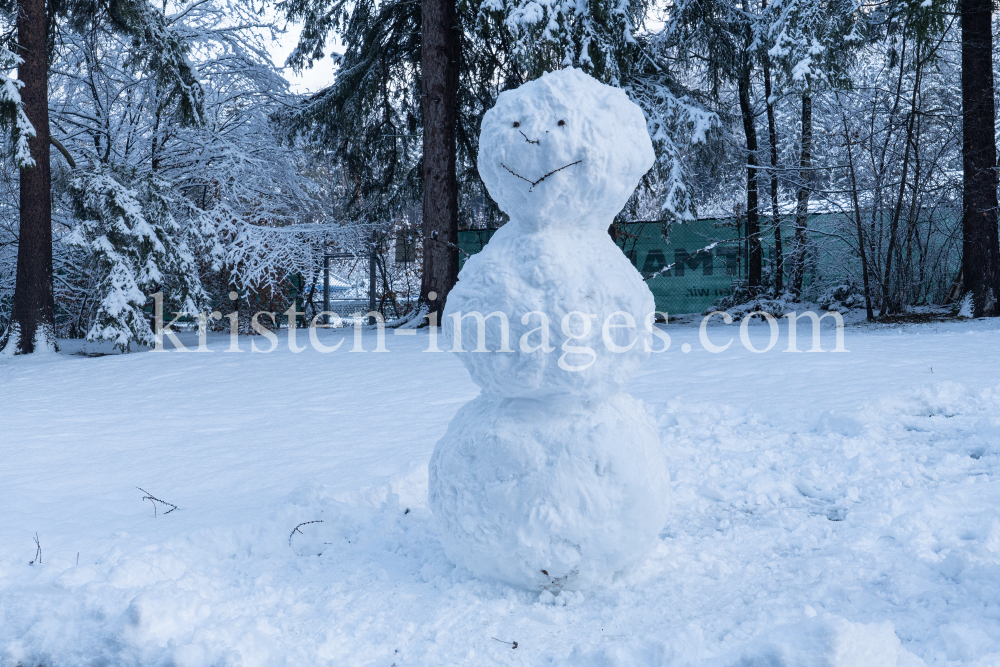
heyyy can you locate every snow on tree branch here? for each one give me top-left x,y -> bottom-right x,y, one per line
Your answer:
0,46 -> 36,169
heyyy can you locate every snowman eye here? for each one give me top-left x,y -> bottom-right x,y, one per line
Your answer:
513,121 -> 520,128
558,120 -> 566,126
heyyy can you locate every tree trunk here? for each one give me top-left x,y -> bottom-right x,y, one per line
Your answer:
790,93 -> 812,296
4,0 -> 54,354
762,49 -> 783,294
960,0 -> 1000,316
738,55 -> 761,292
838,96 -> 875,321
880,50 -> 921,317
420,0 -> 460,318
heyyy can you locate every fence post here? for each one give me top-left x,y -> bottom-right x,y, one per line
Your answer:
323,254 -> 331,326
369,234 -> 377,325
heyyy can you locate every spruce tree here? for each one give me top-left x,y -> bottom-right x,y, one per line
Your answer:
0,0 -> 203,354
279,0 -> 716,313
655,0 -> 767,285
65,166 -> 213,351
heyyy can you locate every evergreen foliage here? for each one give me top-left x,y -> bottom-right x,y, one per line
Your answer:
65,165 -> 214,351
278,0 -> 718,224
0,45 -> 35,169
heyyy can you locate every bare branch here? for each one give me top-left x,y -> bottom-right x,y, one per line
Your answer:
289,520 -> 324,547
29,533 -> 41,565
137,487 -> 177,516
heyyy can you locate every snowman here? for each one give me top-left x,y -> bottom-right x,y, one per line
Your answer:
428,68 -> 671,591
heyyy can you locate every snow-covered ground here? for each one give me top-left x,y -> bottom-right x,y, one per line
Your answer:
2,317 -> 1000,666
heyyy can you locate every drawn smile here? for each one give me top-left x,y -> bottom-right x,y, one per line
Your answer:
500,160 -> 583,192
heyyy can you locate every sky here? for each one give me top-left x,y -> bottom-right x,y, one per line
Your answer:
267,22 -> 339,94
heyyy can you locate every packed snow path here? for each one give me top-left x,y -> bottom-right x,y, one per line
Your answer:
1,319 -> 999,666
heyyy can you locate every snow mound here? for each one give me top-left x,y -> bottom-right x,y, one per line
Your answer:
958,293 -> 974,318
876,380 -> 973,417
429,393 -> 669,590
722,615 -> 925,667
553,638 -> 669,666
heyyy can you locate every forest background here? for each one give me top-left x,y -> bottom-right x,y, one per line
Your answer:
0,0 -> 997,353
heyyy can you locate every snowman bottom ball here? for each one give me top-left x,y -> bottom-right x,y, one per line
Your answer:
428,392 -> 670,590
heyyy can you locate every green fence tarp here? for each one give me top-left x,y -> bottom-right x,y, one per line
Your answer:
457,219 -> 812,315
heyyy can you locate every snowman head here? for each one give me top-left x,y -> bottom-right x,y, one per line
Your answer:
478,68 -> 655,232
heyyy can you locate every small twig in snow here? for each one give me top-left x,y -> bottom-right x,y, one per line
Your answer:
492,637 -> 518,649
138,487 -> 177,516
30,533 -> 41,565
289,520 -> 324,547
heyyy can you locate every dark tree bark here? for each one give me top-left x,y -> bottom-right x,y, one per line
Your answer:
790,93 -> 812,296
838,97 -> 875,321
420,0 -> 460,319
5,0 -> 54,353
738,61 -> 761,291
762,44 -> 783,294
880,40 -> 922,317
959,0 -> 1000,316
737,0 -> 761,292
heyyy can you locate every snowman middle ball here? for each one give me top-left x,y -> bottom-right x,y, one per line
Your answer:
442,222 -> 656,399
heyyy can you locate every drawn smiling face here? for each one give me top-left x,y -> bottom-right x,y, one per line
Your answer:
478,68 -> 655,232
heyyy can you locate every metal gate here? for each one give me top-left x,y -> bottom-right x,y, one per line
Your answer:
322,251 -> 376,324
